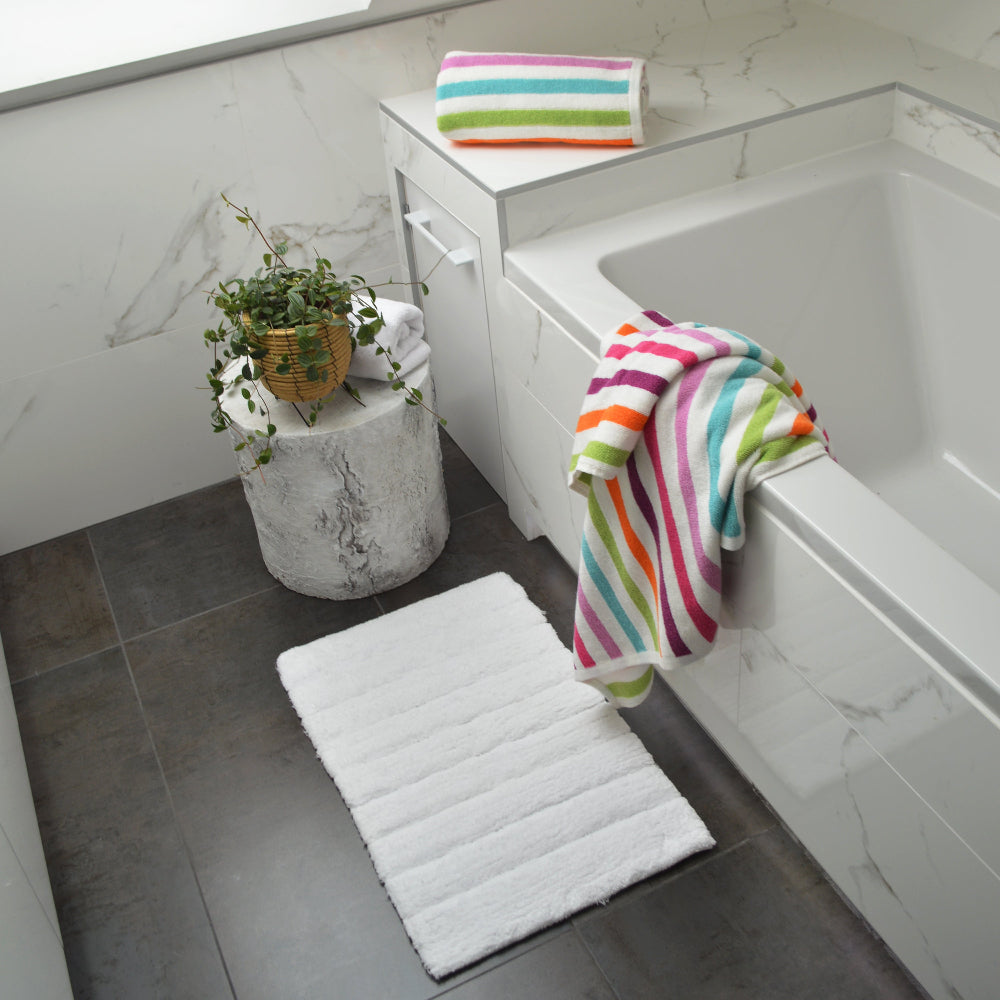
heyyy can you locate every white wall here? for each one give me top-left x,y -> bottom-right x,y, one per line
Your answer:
0,0 -> 768,555
818,0 -> 1000,70
0,0 -> 994,554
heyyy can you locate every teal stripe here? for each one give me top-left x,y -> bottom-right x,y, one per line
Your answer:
437,78 -> 630,100
705,359 -> 762,537
586,490 -> 658,643
581,534 -> 645,653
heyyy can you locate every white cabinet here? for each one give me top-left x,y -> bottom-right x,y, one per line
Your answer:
380,96 -> 604,561
399,178 -> 506,500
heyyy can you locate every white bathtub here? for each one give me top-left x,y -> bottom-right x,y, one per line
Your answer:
505,140 -> 1000,1000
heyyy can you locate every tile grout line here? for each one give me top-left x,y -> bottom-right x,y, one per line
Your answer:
568,922 -> 624,1000
84,528 -> 241,1000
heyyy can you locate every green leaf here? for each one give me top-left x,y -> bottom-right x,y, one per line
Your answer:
421,283 -> 429,296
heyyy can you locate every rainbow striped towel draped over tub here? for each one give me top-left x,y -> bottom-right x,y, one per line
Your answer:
569,311 -> 830,708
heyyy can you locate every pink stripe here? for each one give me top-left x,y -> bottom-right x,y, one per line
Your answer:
576,585 -> 622,660
643,416 -> 718,643
441,53 -> 633,71
673,367 -> 723,593
605,340 -> 700,366
573,625 -> 595,669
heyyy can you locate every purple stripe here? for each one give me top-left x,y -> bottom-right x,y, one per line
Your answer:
587,369 -> 668,396
626,455 -> 691,658
672,367 -> 723,592
442,53 -> 634,71
641,309 -> 675,327
576,584 -> 623,658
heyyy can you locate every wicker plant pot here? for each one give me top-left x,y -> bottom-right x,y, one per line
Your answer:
256,320 -> 353,402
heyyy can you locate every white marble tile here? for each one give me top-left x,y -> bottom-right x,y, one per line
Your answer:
0,830 -> 73,999
0,653 -> 59,936
893,90 -> 1000,188
2,62 -> 252,380
731,619 -> 1000,1000
820,0 -> 1000,72
0,324 -> 235,554
498,381 -> 586,567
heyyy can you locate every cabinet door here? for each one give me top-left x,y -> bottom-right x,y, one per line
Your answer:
400,177 -> 506,500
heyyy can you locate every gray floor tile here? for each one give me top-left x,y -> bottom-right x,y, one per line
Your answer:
7,440 -> 925,1000
437,931 -> 617,999
623,679 -> 777,852
438,431 -> 500,521
88,478 -> 276,639
575,826 -> 927,1000
377,503 -> 579,649
124,586 -> 439,999
0,531 -> 117,681
13,648 -> 233,1000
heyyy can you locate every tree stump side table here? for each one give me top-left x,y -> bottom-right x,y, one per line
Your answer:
223,361 -> 449,599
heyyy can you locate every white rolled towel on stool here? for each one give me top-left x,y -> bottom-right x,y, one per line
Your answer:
349,298 -> 431,381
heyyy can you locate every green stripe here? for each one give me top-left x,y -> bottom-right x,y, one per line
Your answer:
587,491 -> 659,646
605,666 -> 655,702
736,386 -> 783,465
755,434 -> 818,466
580,440 -> 631,469
438,108 -> 631,131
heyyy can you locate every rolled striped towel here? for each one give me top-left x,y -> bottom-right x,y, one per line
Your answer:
435,51 -> 648,146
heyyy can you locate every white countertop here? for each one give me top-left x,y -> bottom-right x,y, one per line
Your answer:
380,1 -> 1000,197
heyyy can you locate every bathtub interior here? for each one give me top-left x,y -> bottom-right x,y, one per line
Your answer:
593,142 -> 1000,594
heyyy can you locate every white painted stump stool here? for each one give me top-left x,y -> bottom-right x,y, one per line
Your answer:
224,361 -> 449,599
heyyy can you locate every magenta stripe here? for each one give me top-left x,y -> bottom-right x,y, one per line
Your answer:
626,454 -> 690,658
576,584 -> 623,659
587,369 -> 668,396
672,366 -> 723,592
643,415 -> 718,643
641,309 -> 675,327
441,53 -> 633,71
573,624 -> 595,669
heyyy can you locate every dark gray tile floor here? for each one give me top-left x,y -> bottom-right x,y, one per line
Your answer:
1,433 -> 929,1000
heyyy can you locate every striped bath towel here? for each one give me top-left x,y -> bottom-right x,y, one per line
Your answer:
436,51 -> 648,145
569,311 -> 830,708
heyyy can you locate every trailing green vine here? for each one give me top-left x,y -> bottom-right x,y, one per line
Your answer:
204,195 -> 446,475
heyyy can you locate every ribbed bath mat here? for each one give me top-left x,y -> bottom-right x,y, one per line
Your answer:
276,572 -> 714,979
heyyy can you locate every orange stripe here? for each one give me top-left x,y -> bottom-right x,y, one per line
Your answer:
606,478 -> 661,644
615,323 -> 639,337
791,379 -> 803,397
449,137 -> 635,146
575,403 -> 647,434
790,412 -> 815,436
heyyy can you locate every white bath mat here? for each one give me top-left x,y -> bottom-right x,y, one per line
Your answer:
276,572 -> 714,979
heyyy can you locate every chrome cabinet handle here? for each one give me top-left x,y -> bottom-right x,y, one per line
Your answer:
404,210 -> 475,266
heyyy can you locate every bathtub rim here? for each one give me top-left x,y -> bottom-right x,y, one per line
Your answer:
504,139 -> 1000,358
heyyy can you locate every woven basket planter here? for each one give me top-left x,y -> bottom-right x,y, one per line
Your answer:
256,320 -> 353,403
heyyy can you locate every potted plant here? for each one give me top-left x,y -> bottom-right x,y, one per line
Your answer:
204,195 -> 442,474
